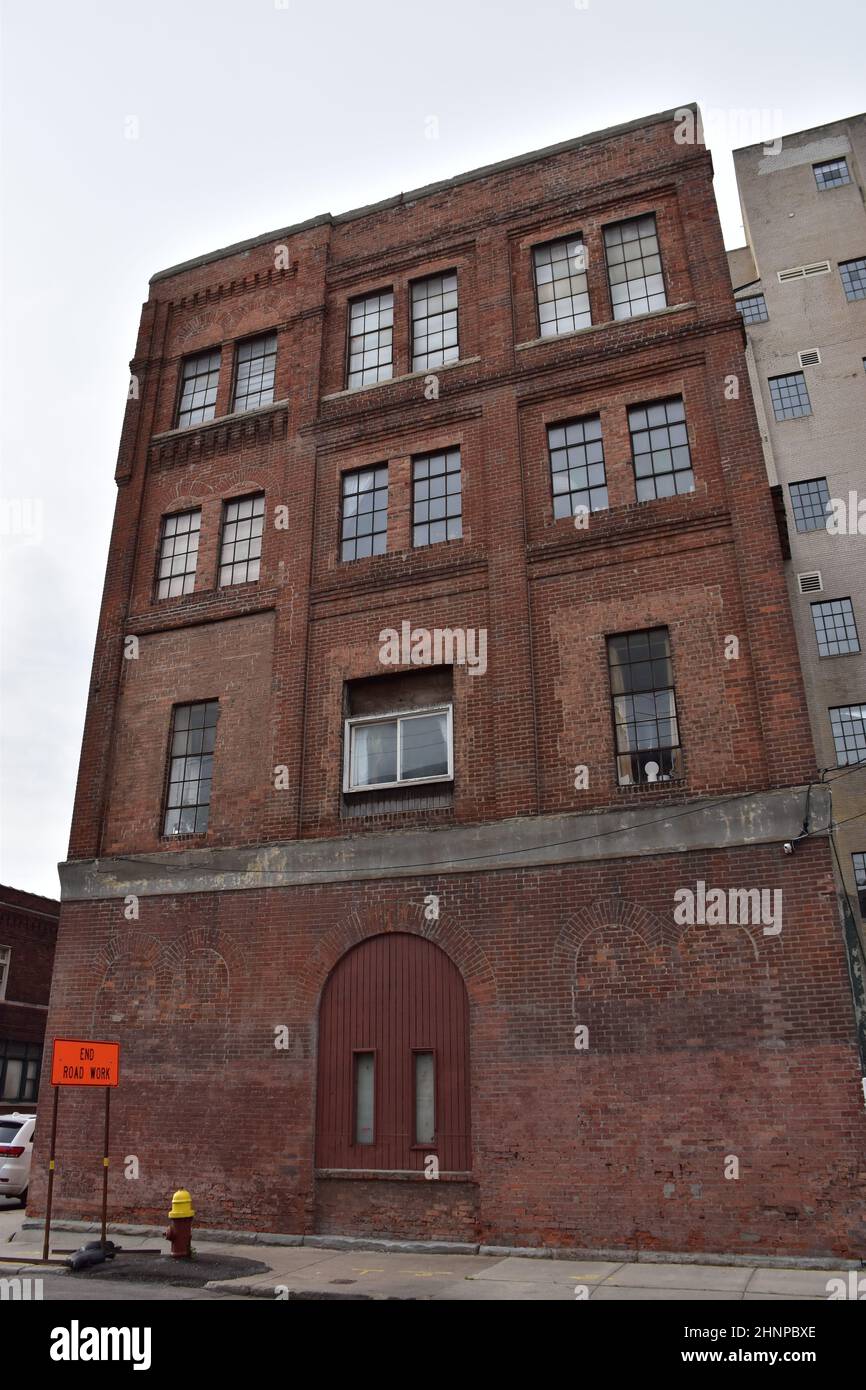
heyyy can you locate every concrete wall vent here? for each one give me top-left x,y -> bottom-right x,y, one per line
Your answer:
797,571 -> 823,594
798,348 -> 822,367
778,261 -> 831,283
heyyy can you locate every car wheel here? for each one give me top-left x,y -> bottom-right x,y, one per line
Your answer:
20,1189 -> 28,1206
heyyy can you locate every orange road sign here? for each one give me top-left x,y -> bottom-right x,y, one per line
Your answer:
51,1038 -> 120,1087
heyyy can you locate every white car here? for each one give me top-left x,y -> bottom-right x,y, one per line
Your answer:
0,1113 -> 35,1203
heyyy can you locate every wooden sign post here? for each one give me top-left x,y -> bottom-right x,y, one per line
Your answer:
43,1039 -> 120,1260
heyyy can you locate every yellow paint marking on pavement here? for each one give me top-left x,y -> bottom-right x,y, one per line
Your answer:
350,1267 -> 385,1275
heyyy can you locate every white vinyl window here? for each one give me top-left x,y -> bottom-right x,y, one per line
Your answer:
0,946 -> 10,1000
343,706 -> 453,792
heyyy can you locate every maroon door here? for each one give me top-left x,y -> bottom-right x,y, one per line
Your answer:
316,933 -> 471,1172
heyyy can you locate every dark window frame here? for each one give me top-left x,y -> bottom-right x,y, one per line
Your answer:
813,158 -> 851,190
155,508 -> 202,601
0,1040 -> 42,1104
346,289 -> 395,389
789,477 -> 831,533
175,348 -> 222,429
628,397 -> 694,502
412,448 -> 462,547
768,372 -> 812,421
811,598 -> 861,657
547,413 -> 608,519
603,213 -> 667,320
231,332 -> 277,413
606,627 -> 684,788
218,493 -> 265,588
853,852 -> 866,918
410,270 -> 459,372
161,699 -> 219,838
340,464 -> 389,562
829,704 -> 866,767
839,257 -> 866,302
736,293 -> 769,324
532,234 -> 592,338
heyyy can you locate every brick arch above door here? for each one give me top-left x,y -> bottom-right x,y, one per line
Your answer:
292,896 -> 497,1017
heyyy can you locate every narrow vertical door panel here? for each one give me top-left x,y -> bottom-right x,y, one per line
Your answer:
316,933 -> 471,1171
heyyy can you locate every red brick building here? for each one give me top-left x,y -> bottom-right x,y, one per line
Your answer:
38,106 -> 866,1256
1,886 -> 59,1116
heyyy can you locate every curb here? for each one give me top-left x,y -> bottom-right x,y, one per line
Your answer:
20,1219 -> 862,1270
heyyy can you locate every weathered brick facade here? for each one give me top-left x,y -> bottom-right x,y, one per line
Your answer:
37,106 -> 866,1257
0,886 -> 59,1116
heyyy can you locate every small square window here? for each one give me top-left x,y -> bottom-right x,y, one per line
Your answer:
811,598 -> 860,657
839,258 -> 866,302
814,158 -> 851,190
768,372 -> 812,421
156,509 -> 201,599
736,293 -> 768,324
789,478 -> 830,532
341,465 -> 388,561
232,334 -> 277,412
177,350 -> 221,427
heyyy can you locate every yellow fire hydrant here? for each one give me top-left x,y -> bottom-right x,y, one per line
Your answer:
165,1188 -> 195,1258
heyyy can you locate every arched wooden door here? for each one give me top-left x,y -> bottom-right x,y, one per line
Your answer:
316,933 -> 471,1172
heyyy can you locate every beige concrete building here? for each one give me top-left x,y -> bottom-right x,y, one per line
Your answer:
728,115 -> 866,943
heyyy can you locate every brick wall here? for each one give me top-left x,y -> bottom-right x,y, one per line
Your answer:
46,107 -> 866,1255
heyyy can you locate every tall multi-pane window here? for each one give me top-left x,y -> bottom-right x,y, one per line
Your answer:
789,477 -> 830,532
0,945 -> 9,999
340,465 -> 388,561
156,509 -> 201,599
176,349 -> 221,427
607,628 -> 683,787
0,1041 -> 41,1103
163,701 -> 219,836
811,599 -> 860,657
853,853 -> 866,917
412,449 -> 462,546
547,416 -> 608,518
628,398 -> 693,501
829,705 -> 866,766
532,237 -> 591,337
603,215 -> 666,319
839,258 -> 866,302
736,293 -> 769,324
813,158 -> 851,190
411,272 -> 458,370
219,495 -> 265,587
232,334 -> 277,412
768,372 -> 812,421
347,291 -> 394,388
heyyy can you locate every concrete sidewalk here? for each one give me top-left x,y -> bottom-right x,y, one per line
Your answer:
0,1205 -> 856,1301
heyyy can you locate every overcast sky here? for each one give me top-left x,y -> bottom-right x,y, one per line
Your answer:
1,0 -> 863,898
